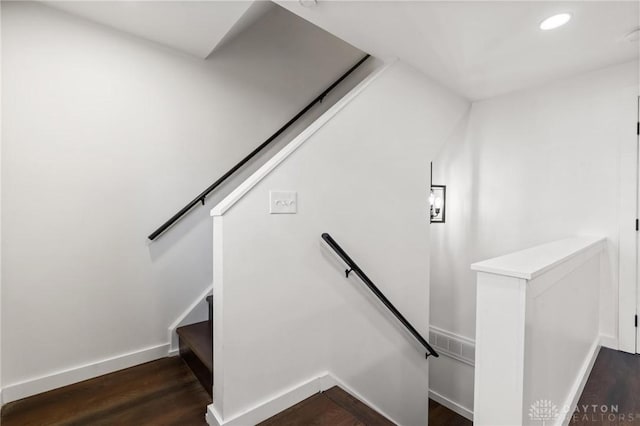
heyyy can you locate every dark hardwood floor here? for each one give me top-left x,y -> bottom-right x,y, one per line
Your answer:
323,387 -> 395,426
430,400 -> 472,426
571,347 -> 640,425
0,357 -> 211,426
259,386 -> 394,425
0,357 -> 469,426
6,345 -> 640,426
259,386 -> 469,426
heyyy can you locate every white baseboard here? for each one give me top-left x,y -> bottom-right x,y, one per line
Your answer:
206,407 -> 216,425
599,333 -> 618,350
207,374 -> 325,426
206,372 -> 395,426
2,343 -> 170,403
559,338 -> 601,426
429,389 -> 474,421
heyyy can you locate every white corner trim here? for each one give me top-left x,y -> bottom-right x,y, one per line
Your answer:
599,333 -> 618,351
206,372 -> 396,426
1,343 -> 170,403
429,389 -> 474,421
210,61 -> 393,217
617,112 -> 637,355
167,283 -> 213,353
207,404 -> 224,426
205,407 -> 217,426
558,338 -> 601,426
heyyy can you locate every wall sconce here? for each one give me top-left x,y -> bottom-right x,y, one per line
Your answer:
430,162 -> 446,223
430,185 -> 446,223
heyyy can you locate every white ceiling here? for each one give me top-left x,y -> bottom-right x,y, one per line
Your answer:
45,1 -> 274,58
275,1 -> 640,100
42,1 -> 639,99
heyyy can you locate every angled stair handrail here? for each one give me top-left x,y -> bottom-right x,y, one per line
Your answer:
321,233 -> 439,359
147,54 -> 371,241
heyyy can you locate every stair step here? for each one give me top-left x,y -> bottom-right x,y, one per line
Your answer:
177,321 -> 212,395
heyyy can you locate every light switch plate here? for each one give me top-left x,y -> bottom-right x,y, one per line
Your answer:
270,191 -> 297,214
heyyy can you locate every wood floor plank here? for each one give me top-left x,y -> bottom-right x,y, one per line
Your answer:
571,347 -> 640,425
323,386 -> 395,425
429,400 -> 472,426
67,380 -> 210,426
258,387 -> 473,426
258,393 -> 364,426
0,357 -> 211,426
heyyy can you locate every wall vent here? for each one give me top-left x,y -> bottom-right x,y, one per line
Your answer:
429,326 -> 475,366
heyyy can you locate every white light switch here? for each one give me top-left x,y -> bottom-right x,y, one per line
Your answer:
270,191 -> 297,214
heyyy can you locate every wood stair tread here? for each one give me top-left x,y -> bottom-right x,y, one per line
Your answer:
176,321 -> 213,372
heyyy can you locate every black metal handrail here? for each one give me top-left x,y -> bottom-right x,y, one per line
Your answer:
147,54 -> 371,240
321,233 -> 439,359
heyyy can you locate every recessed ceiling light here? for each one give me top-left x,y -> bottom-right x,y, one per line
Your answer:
539,13 -> 572,31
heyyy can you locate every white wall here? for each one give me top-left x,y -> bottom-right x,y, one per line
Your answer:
430,60 -> 639,414
210,62 -> 469,426
1,0 -> 364,400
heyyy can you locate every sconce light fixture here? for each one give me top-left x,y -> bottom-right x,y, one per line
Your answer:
430,162 -> 446,223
